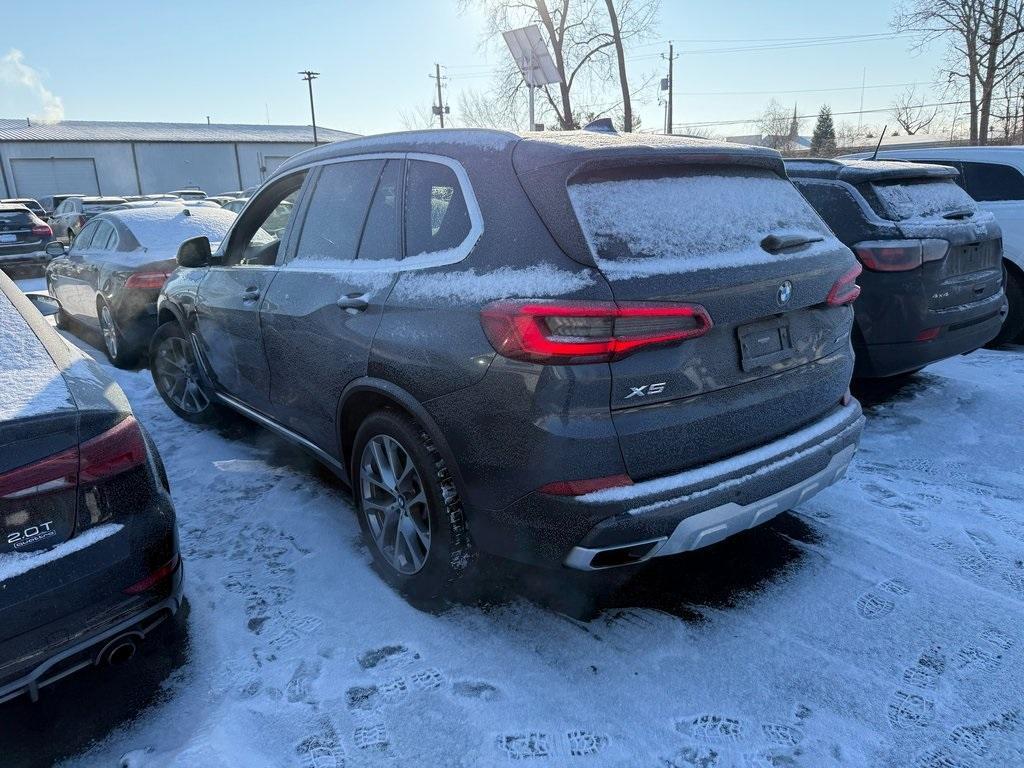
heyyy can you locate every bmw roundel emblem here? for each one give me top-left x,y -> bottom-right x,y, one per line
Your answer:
777,280 -> 793,305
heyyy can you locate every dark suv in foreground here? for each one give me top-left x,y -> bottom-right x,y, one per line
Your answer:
153,128 -> 864,598
787,159 -> 1005,378
0,272 -> 182,703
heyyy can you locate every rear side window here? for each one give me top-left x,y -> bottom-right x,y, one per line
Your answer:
404,160 -> 471,257
357,159 -> 401,261
569,167 -> 831,272
871,179 -> 977,221
292,160 -> 382,264
961,162 -> 1024,201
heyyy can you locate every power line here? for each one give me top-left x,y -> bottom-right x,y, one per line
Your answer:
676,80 -> 943,97
671,99 -> 971,130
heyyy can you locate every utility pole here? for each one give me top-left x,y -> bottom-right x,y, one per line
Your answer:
662,42 -> 678,134
298,70 -> 320,145
430,64 -> 449,128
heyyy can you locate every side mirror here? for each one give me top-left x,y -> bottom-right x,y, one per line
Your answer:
45,241 -> 66,257
177,236 -> 212,268
26,293 -> 61,318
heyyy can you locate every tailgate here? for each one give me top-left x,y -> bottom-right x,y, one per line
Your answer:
567,165 -> 858,479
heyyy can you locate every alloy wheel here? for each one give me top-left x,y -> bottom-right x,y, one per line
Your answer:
359,434 -> 431,575
153,335 -> 210,414
99,304 -> 119,360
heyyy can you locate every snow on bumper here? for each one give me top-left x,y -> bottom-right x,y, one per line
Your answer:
564,402 -> 864,570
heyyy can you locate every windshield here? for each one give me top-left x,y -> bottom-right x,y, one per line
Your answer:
569,167 -> 830,274
870,178 -> 977,221
0,211 -> 33,226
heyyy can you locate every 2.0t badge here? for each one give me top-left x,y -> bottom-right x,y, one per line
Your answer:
777,280 -> 793,305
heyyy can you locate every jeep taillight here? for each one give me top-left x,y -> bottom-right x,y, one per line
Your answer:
480,300 -> 713,364
826,264 -> 863,307
853,239 -> 949,272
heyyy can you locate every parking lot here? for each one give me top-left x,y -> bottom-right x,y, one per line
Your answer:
0,275 -> 1019,767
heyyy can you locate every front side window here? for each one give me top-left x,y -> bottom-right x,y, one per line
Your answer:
224,171 -> 307,266
404,160 -> 471,257
90,221 -> 116,250
291,160 -> 383,265
71,220 -> 100,252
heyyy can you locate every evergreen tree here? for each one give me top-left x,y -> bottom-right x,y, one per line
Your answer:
811,105 -> 838,156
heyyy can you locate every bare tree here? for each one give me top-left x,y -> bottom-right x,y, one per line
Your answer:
756,99 -> 797,150
464,0 -> 623,129
895,0 -> 1024,144
890,85 -> 939,134
399,105 -> 436,130
602,0 -> 659,132
457,88 -> 529,130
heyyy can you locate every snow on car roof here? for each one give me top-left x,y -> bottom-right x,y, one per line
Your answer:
0,285 -> 75,422
106,206 -> 237,251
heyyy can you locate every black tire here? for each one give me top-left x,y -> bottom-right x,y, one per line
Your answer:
988,264 -> 1024,347
97,299 -> 137,368
149,321 -> 221,424
351,409 -> 473,601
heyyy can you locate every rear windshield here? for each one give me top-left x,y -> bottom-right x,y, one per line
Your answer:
0,211 -> 33,225
870,179 -> 977,221
84,202 -> 121,213
568,167 -> 830,273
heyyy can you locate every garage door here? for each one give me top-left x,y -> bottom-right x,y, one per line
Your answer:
10,158 -> 100,199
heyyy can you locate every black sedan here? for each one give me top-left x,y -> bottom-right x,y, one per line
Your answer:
45,206 -> 237,367
0,271 -> 183,704
0,204 -> 54,275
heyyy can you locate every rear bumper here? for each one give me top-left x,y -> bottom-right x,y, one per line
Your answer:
854,297 -> 1004,377
0,558 -> 183,704
474,401 -> 864,568
0,247 -> 51,269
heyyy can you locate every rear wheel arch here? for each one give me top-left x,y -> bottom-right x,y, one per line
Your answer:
337,379 -> 465,495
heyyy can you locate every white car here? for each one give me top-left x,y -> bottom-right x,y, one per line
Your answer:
841,146 -> 1024,344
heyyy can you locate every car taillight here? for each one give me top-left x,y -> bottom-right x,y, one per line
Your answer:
79,416 -> 148,484
539,473 -> 633,496
480,300 -> 713,364
853,239 -> 949,272
0,447 -> 79,500
124,271 -> 171,290
31,223 -> 52,238
826,263 -> 863,306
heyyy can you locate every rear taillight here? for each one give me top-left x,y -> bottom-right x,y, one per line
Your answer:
0,447 -> 78,500
826,263 -> 863,306
124,271 -> 171,290
540,473 -> 633,496
77,215 -> 87,227
79,416 -> 148,484
31,223 -> 52,238
480,300 -> 713,364
853,239 -> 949,272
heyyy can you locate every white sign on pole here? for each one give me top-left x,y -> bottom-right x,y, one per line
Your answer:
502,24 -> 560,130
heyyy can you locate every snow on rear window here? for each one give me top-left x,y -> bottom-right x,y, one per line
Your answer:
0,288 -> 74,421
118,207 -> 236,251
871,179 -> 977,221
568,170 -> 830,276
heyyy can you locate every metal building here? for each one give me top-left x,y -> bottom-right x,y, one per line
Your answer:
0,119 -> 358,199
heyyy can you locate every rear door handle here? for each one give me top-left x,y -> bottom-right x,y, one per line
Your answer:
337,293 -> 370,313
241,287 -> 261,302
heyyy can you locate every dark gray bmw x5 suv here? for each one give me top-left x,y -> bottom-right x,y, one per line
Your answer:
152,128 -> 865,598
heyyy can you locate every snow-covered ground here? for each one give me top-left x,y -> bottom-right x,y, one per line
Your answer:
4,275 -> 1023,767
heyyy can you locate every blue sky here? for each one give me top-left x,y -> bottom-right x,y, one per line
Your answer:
1,0 -> 945,137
